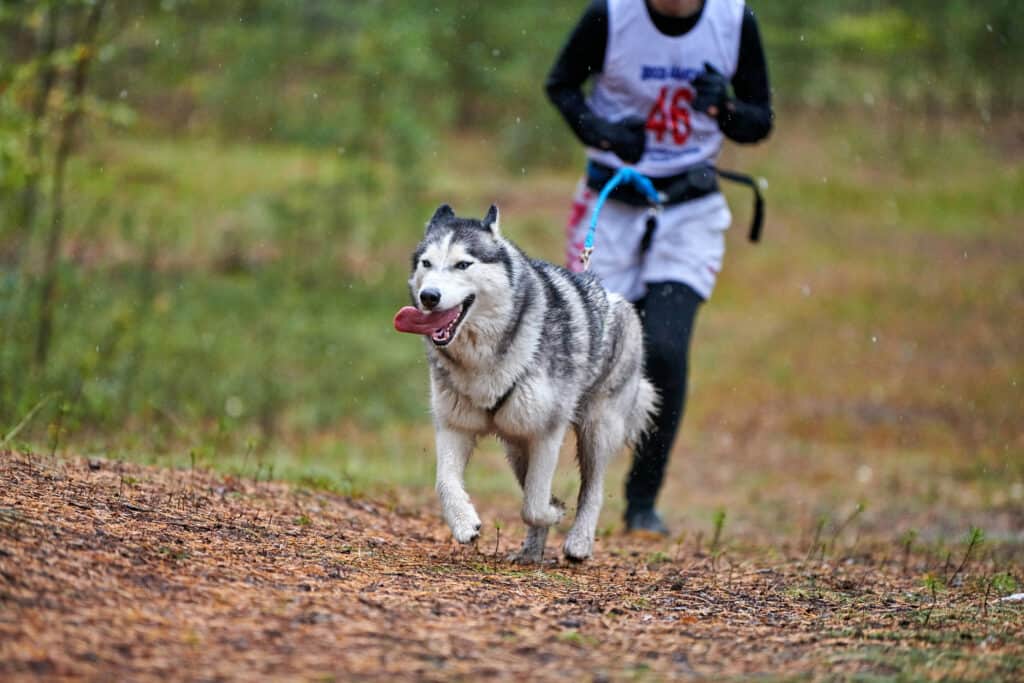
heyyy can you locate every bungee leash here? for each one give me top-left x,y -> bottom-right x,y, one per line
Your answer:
582,166 -> 766,271
582,167 -> 662,271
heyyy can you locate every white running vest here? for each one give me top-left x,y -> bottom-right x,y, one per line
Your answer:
586,0 -> 745,178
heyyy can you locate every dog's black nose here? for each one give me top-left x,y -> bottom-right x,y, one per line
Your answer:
419,288 -> 441,310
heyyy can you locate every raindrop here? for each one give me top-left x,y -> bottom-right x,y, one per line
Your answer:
225,396 -> 244,418
871,335 -> 877,343
119,90 -> 128,99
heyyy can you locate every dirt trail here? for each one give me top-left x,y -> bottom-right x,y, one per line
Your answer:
1,451 -> 1020,681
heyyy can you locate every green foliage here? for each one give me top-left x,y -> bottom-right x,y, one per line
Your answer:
0,62 -> 31,195
2,259 -> 428,434
826,9 -> 928,56
921,572 -> 945,593
759,0 -> 1023,113
6,1 -> 1020,191
991,572 -> 1018,595
710,508 -> 727,553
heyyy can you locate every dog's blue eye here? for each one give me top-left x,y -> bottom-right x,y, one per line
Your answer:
421,259 -> 432,269
454,261 -> 473,270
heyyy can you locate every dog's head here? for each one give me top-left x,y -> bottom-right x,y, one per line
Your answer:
394,204 -> 509,347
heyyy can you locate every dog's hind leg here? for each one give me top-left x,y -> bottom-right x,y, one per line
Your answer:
563,418 -> 620,562
512,525 -> 549,564
435,428 -> 482,544
504,439 -> 550,564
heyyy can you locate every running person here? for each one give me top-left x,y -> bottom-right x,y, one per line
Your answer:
546,0 -> 773,534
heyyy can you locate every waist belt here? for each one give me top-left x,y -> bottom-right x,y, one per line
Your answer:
586,161 -> 717,206
585,160 -> 765,243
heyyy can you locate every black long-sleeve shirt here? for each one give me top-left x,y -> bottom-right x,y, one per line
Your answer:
546,0 -> 773,148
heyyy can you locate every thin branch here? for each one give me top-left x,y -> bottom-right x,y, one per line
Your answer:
0,393 -> 56,448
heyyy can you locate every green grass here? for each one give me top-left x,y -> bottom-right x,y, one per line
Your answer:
827,645 -> 1024,682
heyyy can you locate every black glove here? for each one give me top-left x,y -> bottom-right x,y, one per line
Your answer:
594,116 -> 646,164
691,62 -> 730,117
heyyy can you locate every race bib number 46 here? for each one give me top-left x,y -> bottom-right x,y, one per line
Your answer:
646,85 -> 694,145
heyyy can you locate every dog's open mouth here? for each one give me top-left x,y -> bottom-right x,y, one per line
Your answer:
393,295 -> 474,346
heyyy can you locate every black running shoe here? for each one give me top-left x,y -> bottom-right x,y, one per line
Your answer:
624,508 -> 669,536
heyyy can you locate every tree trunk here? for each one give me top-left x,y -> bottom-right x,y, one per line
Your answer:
12,1 -> 61,270
35,0 -> 108,366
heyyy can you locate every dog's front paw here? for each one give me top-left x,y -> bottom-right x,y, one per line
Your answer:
452,520 -> 482,544
447,508 -> 483,544
521,496 -> 566,528
563,529 -> 594,562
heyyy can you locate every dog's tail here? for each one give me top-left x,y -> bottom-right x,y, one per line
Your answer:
626,376 -> 659,449
614,298 -> 659,448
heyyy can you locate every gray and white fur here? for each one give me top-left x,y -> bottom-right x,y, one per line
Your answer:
405,204 -> 656,562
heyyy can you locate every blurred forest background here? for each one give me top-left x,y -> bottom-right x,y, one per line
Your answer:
0,1 -> 1021,524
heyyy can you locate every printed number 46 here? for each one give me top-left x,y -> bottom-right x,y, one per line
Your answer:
646,85 -> 693,145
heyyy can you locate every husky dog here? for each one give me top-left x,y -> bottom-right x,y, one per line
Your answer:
394,204 -> 655,562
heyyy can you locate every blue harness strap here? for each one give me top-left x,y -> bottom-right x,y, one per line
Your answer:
582,167 -> 662,270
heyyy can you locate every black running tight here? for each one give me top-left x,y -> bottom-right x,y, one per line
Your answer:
625,281 -> 703,511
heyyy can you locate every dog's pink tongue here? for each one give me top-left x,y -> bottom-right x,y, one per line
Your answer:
394,306 -> 460,335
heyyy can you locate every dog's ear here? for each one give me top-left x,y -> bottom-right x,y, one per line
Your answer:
427,204 -> 455,233
482,204 -> 500,236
